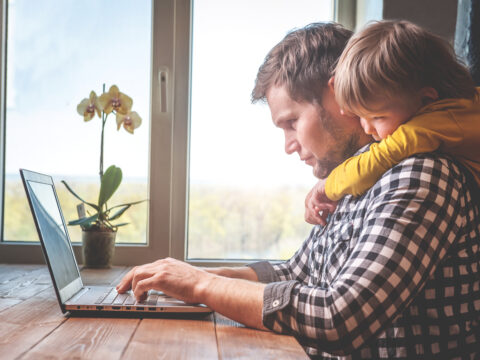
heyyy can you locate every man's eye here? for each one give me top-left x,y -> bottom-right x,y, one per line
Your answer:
373,116 -> 385,121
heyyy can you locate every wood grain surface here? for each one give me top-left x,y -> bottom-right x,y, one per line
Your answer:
0,264 -> 308,359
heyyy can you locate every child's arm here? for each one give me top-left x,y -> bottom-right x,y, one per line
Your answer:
324,113 -> 463,201
305,179 -> 337,225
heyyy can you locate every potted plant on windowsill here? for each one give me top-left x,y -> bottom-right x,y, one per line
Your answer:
62,85 -> 146,268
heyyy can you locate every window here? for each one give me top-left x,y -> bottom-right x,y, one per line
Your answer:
0,0 -> 341,264
3,0 -> 151,245
187,0 -> 334,260
0,0 -> 166,264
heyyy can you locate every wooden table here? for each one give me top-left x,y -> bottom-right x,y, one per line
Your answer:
0,264 -> 308,359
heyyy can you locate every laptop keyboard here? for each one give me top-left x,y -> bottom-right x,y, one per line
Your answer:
94,287 -> 181,306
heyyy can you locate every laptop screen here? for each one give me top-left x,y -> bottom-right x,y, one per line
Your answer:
26,180 -> 81,291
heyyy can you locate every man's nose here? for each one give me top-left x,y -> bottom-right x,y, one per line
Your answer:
284,132 -> 300,155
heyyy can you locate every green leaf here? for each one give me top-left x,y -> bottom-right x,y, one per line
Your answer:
107,199 -> 148,211
62,180 -> 99,211
98,165 -> 122,208
114,222 -> 129,227
108,205 -> 131,221
68,213 -> 98,226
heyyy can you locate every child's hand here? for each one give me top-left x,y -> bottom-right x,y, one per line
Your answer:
305,179 -> 338,226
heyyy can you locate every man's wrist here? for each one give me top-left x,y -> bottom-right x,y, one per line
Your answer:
204,266 -> 259,281
194,270 -> 220,304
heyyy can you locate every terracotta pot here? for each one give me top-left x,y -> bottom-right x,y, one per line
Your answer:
81,230 -> 116,268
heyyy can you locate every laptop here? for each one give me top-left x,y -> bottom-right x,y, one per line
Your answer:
20,169 -> 211,315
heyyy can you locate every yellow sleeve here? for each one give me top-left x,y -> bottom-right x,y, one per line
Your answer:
324,113 -> 464,201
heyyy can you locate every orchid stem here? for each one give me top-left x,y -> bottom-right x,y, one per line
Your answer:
99,83 -> 106,182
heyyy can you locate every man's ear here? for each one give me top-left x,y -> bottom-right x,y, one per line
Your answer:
420,87 -> 439,105
327,76 -> 335,91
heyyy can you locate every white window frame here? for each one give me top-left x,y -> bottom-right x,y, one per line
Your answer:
154,0 -> 249,268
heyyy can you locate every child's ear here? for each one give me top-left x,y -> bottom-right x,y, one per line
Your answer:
328,76 -> 335,91
420,87 -> 439,104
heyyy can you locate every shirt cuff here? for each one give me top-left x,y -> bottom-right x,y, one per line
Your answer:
262,280 -> 298,316
246,261 -> 278,283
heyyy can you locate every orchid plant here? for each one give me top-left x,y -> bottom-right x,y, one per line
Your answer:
62,85 -> 145,232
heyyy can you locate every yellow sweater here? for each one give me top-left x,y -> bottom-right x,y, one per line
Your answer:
325,89 -> 480,201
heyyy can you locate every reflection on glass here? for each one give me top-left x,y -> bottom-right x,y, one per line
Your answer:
4,0 -> 151,243
188,0 -> 333,260
27,181 -> 80,290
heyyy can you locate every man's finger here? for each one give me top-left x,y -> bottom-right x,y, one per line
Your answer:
131,268 -> 156,295
116,267 -> 137,293
133,276 -> 161,302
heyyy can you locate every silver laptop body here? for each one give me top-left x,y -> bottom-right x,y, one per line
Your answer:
20,169 -> 210,314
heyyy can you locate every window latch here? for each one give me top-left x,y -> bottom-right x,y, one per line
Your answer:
158,67 -> 169,113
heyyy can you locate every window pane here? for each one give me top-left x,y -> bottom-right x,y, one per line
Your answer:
188,0 -> 333,260
4,0 -> 151,244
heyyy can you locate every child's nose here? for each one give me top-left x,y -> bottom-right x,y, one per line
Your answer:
360,118 -> 375,135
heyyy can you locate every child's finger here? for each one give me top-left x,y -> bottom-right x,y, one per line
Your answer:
313,202 -> 337,213
313,207 -> 328,226
322,203 -> 337,212
314,214 -> 327,226
305,208 -> 327,226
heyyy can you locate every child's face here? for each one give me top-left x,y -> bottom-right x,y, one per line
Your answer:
356,96 -> 423,141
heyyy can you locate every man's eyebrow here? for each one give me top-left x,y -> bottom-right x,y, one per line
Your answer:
274,113 -> 294,126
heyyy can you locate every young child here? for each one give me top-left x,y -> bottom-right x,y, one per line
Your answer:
305,20 -> 480,225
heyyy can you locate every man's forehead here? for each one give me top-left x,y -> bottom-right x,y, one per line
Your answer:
266,85 -> 291,104
266,85 -> 299,124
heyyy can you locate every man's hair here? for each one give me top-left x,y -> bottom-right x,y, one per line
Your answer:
334,20 -> 477,114
251,22 -> 352,104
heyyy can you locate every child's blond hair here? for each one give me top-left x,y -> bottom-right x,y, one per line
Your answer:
334,20 -> 476,114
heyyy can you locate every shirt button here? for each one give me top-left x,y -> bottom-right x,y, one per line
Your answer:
272,299 -> 280,307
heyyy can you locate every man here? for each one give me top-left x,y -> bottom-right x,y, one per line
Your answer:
117,23 -> 480,358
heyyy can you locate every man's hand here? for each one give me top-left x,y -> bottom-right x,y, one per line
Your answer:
116,257 -> 212,303
116,258 -> 267,330
305,179 -> 337,225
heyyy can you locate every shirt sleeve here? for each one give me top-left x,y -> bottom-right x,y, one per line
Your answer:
262,154 -> 467,355
247,225 -> 320,283
324,112 -> 464,201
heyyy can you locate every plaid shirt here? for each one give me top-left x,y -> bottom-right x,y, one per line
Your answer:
249,148 -> 480,359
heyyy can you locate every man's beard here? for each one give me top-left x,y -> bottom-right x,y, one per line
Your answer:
313,157 -> 342,179
312,109 -> 362,179
313,136 -> 359,178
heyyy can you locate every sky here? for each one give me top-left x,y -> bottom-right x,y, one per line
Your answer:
6,0 -> 333,188
6,0 -> 151,179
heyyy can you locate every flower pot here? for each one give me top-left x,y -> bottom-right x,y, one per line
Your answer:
81,230 -> 116,268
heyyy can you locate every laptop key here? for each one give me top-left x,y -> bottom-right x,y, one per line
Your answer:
146,294 -> 158,306
124,295 -> 137,305
95,289 -> 112,304
113,293 -> 129,305
101,288 -> 118,304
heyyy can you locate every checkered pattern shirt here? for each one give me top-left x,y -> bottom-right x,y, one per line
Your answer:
249,148 -> 480,359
